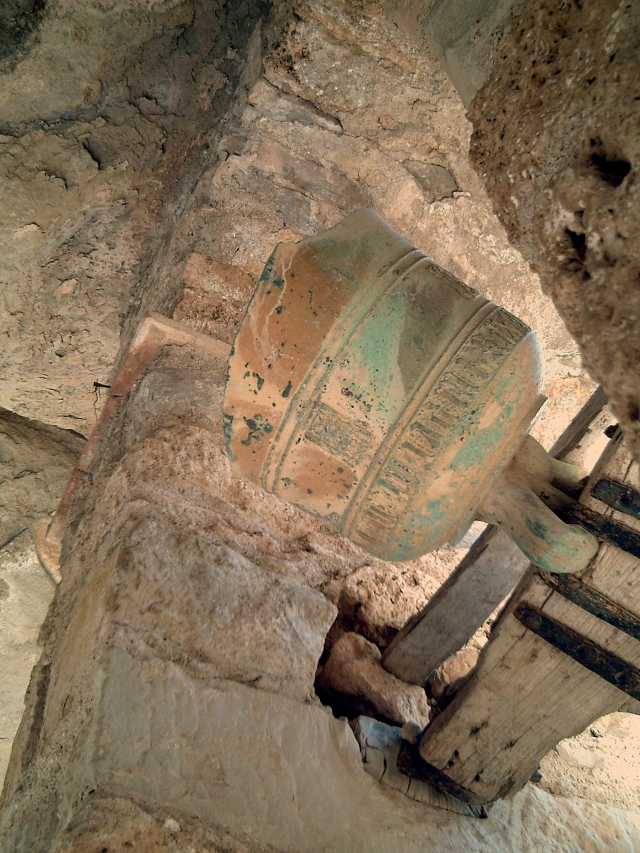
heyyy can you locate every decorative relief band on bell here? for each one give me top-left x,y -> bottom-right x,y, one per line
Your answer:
224,209 -> 545,562
304,402 -> 373,467
261,247 -> 430,492
345,308 -> 531,556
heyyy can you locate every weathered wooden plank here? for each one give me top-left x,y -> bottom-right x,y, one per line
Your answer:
419,597 -> 635,799
548,385 -> 608,460
382,527 -> 527,684
591,478 -> 640,519
418,431 -> 640,804
382,387 -> 608,685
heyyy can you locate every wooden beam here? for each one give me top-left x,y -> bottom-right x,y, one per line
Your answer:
382,526 -> 526,684
382,387 -> 608,685
548,385 -> 608,460
418,430 -> 640,803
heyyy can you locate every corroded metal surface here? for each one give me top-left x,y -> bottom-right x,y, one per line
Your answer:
554,500 -> 640,560
592,478 -> 640,521
514,601 -> 640,702
538,570 -> 640,641
223,209 -> 545,561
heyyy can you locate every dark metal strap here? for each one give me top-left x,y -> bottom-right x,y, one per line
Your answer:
514,602 -> 640,701
554,500 -> 640,559
538,571 -> 640,642
396,741 -> 492,813
591,478 -> 640,521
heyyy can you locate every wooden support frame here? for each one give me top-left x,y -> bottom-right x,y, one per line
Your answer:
383,387 -> 610,685
416,430 -> 640,804
382,525 -> 527,684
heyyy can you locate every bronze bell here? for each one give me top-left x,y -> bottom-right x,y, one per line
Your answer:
223,209 -> 597,573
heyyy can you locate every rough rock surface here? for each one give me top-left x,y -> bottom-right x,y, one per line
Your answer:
469,0 -> 640,461
51,794 -> 283,853
7,640 -> 640,853
0,407 -> 83,549
0,531 -> 55,786
317,631 -> 431,728
113,516 -> 336,701
539,711 -> 640,815
0,0 -> 46,63
428,645 -> 480,701
324,562 -> 440,648
0,0 -> 273,433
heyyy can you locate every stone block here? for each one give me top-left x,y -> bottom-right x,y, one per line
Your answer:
112,516 -> 337,702
94,648 -> 640,853
0,532 -> 55,786
318,632 -> 430,728
249,79 -> 343,134
0,408 -> 83,550
428,646 -> 480,701
253,137 -> 368,211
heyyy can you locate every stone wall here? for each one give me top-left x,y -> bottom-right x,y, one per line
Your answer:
0,0 -> 275,434
2,1 -> 640,851
0,409 -> 83,550
467,0 -> 640,462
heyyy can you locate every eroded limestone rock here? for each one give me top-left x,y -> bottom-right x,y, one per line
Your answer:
0,0 -> 271,432
113,516 -> 337,701
468,0 -> 640,461
326,562 -> 440,648
11,643 -> 640,853
0,531 -> 55,786
318,632 -> 431,728
428,646 -> 480,701
0,407 -> 83,549
539,711 -> 640,814
50,794 -> 282,853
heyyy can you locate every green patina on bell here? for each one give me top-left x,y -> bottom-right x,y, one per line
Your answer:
223,209 -> 597,572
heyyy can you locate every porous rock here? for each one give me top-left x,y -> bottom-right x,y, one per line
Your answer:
469,0 -> 640,461
428,646 -> 480,701
0,531 -> 55,785
318,631 -> 431,728
50,647 -> 640,853
0,407 -> 83,549
112,515 -> 337,702
0,0 -> 269,432
539,711 -> 640,814
50,793 -> 281,853
329,562 -> 440,648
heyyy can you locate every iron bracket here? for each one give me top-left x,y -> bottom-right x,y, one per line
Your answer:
514,602 -> 640,701
537,571 -> 640,641
515,475 -> 640,699
553,499 -> 640,559
591,478 -> 640,521
550,475 -> 640,558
